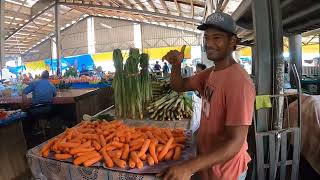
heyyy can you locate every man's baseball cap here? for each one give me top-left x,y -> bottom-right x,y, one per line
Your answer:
197,11 -> 236,35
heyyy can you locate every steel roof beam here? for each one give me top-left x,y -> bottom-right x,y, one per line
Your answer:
61,2 -> 201,24
283,4 -> 320,25
232,0 -> 251,21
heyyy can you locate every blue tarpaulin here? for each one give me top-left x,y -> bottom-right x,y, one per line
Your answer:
7,66 -> 26,75
45,54 -> 95,71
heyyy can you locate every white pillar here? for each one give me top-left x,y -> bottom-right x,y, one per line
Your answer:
51,37 -> 57,59
87,17 -> 95,54
133,23 -> 142,50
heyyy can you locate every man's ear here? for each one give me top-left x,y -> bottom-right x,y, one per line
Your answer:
231,35 -> 238,47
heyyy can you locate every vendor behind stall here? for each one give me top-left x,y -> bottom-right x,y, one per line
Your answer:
23,70 -> 57,105
160,12 -> 255,180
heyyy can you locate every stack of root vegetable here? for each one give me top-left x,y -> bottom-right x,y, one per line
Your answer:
40,120 -> 186,169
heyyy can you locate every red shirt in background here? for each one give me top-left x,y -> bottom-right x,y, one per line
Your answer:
189,63 -> 255,180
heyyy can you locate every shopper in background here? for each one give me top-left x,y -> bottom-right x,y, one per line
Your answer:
80,64 -> 90,76
160,11 -> 255,180
153,61 -> 161,71
23,70 -> 56,105
163,62 -> 170,74
195,63 -> 207,74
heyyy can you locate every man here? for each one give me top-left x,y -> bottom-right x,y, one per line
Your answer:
160,12 -> 255,180
153,61 -> 161,71
23,70 -> 56,105
163,62 -> 170,74
80,64 -> 90,76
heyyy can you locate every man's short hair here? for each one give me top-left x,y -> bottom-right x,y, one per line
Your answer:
41,70 -> 49,79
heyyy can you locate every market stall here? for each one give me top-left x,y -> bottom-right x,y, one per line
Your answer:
27,117 -> 193,179
0,87 -> 114,122
0,110 -> 29,180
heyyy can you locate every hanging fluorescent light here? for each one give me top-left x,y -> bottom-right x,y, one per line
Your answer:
100,23 -> 112,29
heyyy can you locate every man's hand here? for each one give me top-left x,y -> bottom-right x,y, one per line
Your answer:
162,45 -> 186,65
157,162 -> 193,180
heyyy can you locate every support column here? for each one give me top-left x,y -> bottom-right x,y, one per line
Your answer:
87,17 -> 95,54
252,0 -> 284,131
55,0 -> 61,75
133,23 -> 142,50
0,0 -> 5,73
289,34 -> 302,85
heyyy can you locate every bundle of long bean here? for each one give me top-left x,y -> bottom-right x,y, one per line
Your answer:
140,53 -> 152,107
147,91 -> 193,121
124,48 -> 143,119
112,49 -> 126,117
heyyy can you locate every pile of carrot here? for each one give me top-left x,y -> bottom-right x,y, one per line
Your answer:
40,120 -> 186,169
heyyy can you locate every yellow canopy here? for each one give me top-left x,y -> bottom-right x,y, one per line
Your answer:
143,46 -> 191,60
24,60 -> 49,71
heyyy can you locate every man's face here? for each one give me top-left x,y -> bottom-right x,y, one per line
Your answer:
204,28 -> 236,61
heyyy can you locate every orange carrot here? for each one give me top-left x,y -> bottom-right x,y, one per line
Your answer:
164,129 -> 173,138
120,136 -> 126,143
146,131 -> 155,140
173,146 -> 182,160
112,158 -> 127,169
129,138 -> 144,147
78,140 -> 92,149
113,137 -> 120,142
156,145 -> 164,154
129,142 -> 143,152
158,137 -> 174,161
115,149 -> 123,159
140,153 -> 147,161
121,144 -> 129,160
106,145 -> 117,151
125,133 -> 131,143
147,154 -> 155,166
129,158 -> 136,168
138,139 -> 151,157
42,149 -> 50,157
153,133 -> 166,144
110,141 -> 124,148
73,151 -> 99,166
95,128 -> 103,134
99,135 -> 106,147
41,139 -> 55,155
149,141 -> 158,164
105,132 -> 116,142
101,150 -> 114,168
55,153 -> 72,160
83,154 -> 102,167
93,140 -> 101,151
130,151 -> 143,169
174,137 -> 186,144
70,147 -> 95,155
164,149 -> 174,161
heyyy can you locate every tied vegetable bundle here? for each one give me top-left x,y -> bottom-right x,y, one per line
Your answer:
112,49 -> 152,119
40,120 -> 187,169
147,91 -> 193,121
